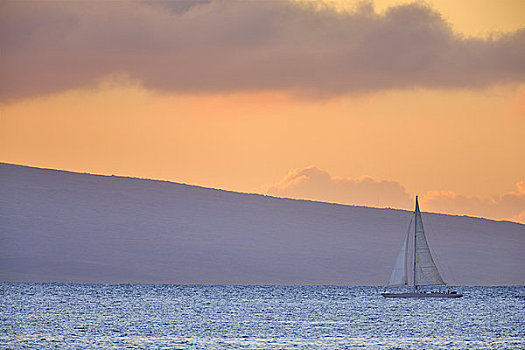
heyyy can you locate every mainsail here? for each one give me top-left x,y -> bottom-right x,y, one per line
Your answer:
413,198 -> 445,286
386,197 -> 445,288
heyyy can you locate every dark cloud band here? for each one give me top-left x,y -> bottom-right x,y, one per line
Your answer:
1,0 -> 524,100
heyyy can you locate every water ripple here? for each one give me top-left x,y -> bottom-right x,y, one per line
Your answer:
1,284 -> 524,349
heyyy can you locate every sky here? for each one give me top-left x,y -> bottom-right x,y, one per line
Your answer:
1,0 -> 524,223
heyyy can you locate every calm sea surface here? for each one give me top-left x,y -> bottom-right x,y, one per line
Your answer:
1,284 -> 524,349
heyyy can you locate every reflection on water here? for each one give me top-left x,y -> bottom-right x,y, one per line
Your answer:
1,284 -> 524,349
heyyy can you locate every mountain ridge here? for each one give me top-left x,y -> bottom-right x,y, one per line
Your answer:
3,162 -> 522,226
1,163 -> 523,285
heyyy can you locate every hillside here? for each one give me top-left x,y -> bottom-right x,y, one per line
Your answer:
0,163 -> 523,285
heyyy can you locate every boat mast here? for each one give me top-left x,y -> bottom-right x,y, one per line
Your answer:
413,196 -> 418,292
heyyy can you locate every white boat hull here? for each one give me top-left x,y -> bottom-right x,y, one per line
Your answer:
382,292 -> 462,298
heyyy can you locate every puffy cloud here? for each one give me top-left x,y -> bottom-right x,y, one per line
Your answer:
421,180 -> 525,223
1,0 -> 524,101
268,168 -> 525,223
267,166 -> 412,209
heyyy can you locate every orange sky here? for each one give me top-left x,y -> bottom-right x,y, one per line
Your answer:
1,0 -> 524,223
327,0 -> 525,35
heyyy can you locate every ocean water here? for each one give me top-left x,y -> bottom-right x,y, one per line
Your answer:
1,284 -> 523,349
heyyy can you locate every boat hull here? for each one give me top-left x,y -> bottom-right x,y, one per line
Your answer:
382,292 -> 462,298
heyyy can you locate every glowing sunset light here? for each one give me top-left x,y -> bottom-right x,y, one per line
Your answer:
1,0 -> 524,223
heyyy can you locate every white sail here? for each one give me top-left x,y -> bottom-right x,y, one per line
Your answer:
386,216 -> 414,287
386,230 -> 409,286
413,198 -> 445,286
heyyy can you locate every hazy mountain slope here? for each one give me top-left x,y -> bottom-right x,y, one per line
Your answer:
0,163 -> 523,285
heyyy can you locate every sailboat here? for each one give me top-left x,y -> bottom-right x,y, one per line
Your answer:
382,196 -> 462,298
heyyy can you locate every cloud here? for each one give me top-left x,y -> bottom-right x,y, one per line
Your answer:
267,166 -> 412,209
268,168 -> 525,223
421,180 -> 525,223
1,0 -> 524,101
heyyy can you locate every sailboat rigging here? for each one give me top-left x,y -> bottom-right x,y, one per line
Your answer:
382,196 -> 462,298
